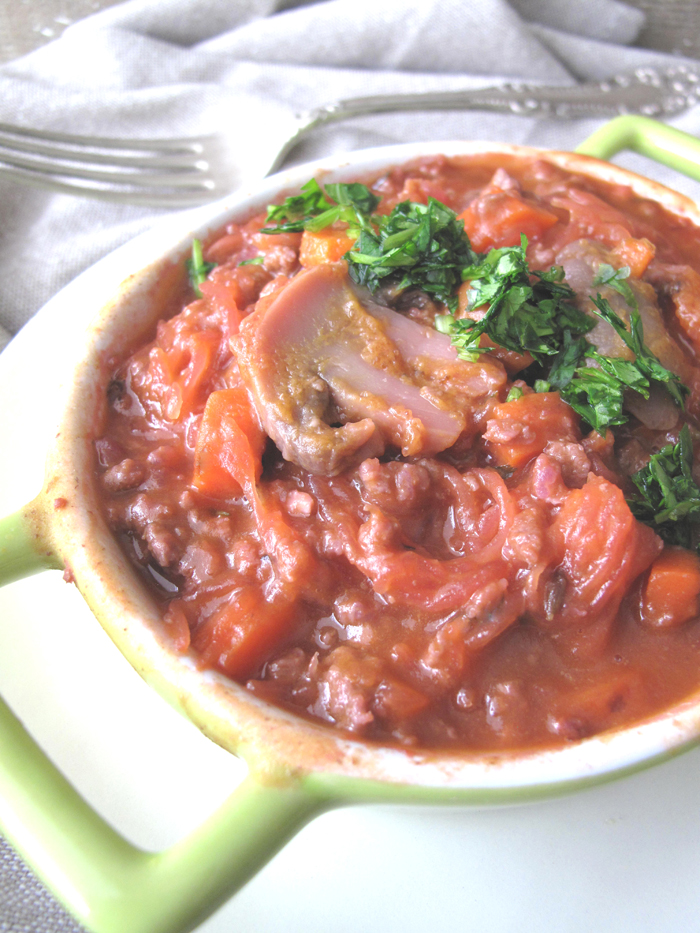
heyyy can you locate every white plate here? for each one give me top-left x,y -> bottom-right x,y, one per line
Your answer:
2,157 -> 700,933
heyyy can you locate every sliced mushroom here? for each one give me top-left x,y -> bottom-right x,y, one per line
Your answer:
235,264 -> 488,475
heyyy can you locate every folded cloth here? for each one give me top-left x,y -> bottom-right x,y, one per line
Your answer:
0,0 -> 698,930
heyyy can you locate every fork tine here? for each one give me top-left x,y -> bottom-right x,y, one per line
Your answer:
0,126 -> 209,170
0,121 -> 208,154
0,147 -> 215,188
0,162 -> 219,207
0,123 -> 226,207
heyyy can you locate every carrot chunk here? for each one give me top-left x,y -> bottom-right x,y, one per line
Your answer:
198,279 -> 244,334
458,190 -> 558,252
192,587 -> 297,680
484,392 -> 580,469
610,237 -> 655,278
299,229 -> 356,267
192,386 -> 265,498
641,547 -> 700,628
548,475 -> 662,645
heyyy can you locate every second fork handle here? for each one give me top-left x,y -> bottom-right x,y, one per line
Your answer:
300,79 -> 678,126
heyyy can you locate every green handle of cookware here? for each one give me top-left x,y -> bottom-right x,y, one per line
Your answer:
575,114 -> 700,181
0,505 -> 59,584
0,505 -> 328,933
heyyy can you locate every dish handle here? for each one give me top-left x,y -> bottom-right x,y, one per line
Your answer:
0,505 -> 329,933
0,503 -> 61,585
576,115 -> 700,182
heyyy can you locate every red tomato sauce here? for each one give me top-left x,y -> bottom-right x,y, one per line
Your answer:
96,154 -> 700,751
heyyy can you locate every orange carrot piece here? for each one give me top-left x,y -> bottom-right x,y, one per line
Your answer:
199,279 -> 244,334
299,229 -> 356,267
641,547 -> 700,628
192,386 -> 265,499
456,280 -> 472,314
484,392 -> 579,469
610,237 -> 656,278
458,190 -> 558,252
192,586 -> 296,680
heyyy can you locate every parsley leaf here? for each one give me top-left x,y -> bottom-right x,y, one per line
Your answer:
589,294 -> 688,408
629,424 -> 700,550
558,349 -> 650,433
593,262 -> 638,309
261,179 -> 379,236
553,296 -> 687,433
187,239 -> 216,297
547,331 -> 590,390
262,179 -> 477,309
437,236 -> 593,363
323,183 -> 379,230
261,179 -> 336,233
345,197 -> 478,311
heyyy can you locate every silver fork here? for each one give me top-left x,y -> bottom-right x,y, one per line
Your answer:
1,64 -> 698,209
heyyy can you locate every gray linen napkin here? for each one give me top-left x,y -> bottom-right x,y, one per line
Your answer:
0,0 -> 698,930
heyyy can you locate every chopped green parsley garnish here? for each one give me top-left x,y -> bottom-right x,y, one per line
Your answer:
589,294 -> 687,409
435,237 -> 593,362
261,179 -> 335,233
187,239 -> 216,297
558,346 -> 647,431
628,424 -> 700,551
346,197 -> 478,311
593,261 -> 638,304
261,179 -> 379,237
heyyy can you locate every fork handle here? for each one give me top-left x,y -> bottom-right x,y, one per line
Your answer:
266,81 -> 658,175
301,79 -> 680,125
